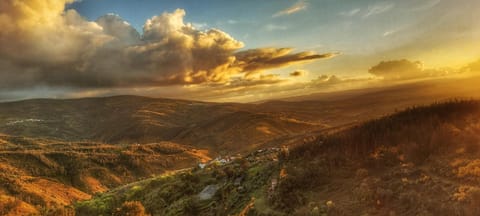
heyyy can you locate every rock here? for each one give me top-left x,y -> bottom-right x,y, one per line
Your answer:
237,186 -> 245,193
326,200 -> 335,208
311,206 -> 320,216
234,176 -> 243,186
198,184 -> 219,200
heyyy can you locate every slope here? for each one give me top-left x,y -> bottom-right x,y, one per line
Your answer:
77,100 -> 480,215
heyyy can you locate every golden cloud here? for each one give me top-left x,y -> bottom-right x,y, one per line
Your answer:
0,4 -> 336,90
368,59 -> 449,80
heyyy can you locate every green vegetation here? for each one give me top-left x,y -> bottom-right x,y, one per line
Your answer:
0,138 -> 204,214
77,100 -> 480,215
76,159 -> 280,215
113,201 -> 149,216
2,97 -> 480,215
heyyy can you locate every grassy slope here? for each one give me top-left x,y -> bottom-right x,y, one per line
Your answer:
77,100 -> 480,215
76,152 -> 282,216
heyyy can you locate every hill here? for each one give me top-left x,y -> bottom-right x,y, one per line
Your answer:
0,96 -> 317,154
76,100 -> 480,215
0,136 -> 210,215
0,95 -> 321,214
1,88 -> 479,214
254,76 -> 480,127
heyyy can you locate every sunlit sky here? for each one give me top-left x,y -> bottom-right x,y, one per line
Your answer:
0,0 -> 479,102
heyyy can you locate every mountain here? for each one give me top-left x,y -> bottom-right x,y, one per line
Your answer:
0,96 -> 318,214
76,100 -> 480,215
0,78 -> 479,215
0,96 -> 318,154
0,135 -> 213,215
277,76 -> 480,103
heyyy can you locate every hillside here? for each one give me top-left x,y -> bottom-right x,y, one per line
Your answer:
0,136 -> 210,215
0,96 -> 318,154
1,91 -> 479,215
76,100 -> 480,215
0,95 -> 321,214
254,76 -> 480,127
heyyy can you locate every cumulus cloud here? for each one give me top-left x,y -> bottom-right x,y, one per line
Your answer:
96,13 -> 141,45
0,0 -> 108,63
0,2 -> 336,91
273,0 -> 308,17
368,59 -> 450,80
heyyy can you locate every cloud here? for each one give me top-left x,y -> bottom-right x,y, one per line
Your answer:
368,59 -> 449,80
0,2 -> 336,91
290,70 -> 307,77
0,0 -> 108,64
273,0 -> 308,17
339,3 -> 394,19
234,48 -> 338,77
265,24 -> 288,31
410,0 -> 441,11
310,75 -> 343,85
340,8 -> 361,17
96,13 -> 141,45
383,29 -> 399,37
224,74 -> 286,88
463,59 -> 480,73
363,2 -> 395,18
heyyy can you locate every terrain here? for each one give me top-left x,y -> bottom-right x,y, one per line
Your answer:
0,76 -> 479,215
77,100 -> 480,215
0,137 -> 211,215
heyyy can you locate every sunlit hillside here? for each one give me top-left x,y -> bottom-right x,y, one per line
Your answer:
1,0 -> 479,215
76,100 -> 480,215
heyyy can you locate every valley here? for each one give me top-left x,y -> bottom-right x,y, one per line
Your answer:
76,100 -> 480,215
0,78 -> 479,215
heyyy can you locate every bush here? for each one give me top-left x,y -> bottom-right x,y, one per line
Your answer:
113,201 -> 148,216
0,199 -> 21,215
269,162 -> 329,212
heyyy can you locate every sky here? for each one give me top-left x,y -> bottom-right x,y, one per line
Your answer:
0,0 -> 480,102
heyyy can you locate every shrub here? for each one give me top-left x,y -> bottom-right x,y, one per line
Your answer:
113,201 -> 148,216
0,199 -> 21,215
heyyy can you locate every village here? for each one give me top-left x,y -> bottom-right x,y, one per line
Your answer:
196,146 -> 289,170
